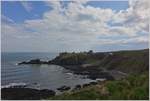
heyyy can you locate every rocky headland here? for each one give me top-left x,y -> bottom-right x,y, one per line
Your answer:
6,49 -> 148,100
18,49 -> 149,80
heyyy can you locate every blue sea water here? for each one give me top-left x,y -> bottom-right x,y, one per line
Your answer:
1,52 -> 97,91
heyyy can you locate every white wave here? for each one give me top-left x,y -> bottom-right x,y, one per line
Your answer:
96,78 -> 106,81
66,72 -> 73,75
1,82 -> 27,88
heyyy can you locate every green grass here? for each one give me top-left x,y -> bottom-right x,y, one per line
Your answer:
48,72 -> 149,100
99,49 -> 149,74
106,72 -> 149,99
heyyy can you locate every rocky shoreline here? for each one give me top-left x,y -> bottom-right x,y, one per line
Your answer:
1,80 -> 104,100
18,58 -> 127,80
1,88 -> 55,100
3,49 -> 148,100
18,49 -> 148,81
62,65 -> 115,80
2,49 -> 148,100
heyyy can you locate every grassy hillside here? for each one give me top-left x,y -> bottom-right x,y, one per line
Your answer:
47,49 -> 149,100
48,72 -> 149,100
50,51 -> 106,65
98,49 -> 149,74
50,49 -> 149,74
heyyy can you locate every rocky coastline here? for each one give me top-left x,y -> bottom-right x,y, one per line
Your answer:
5,49 -> 148,100
18,49 -> 148,80
18,59 -> 118,80
1,80 -> 104,100
1,87 -> 55,100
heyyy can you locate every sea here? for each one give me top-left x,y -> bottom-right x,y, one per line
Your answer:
1,52 -> 102,91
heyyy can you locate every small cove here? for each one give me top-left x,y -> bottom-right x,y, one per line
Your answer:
1,52 -> 105,94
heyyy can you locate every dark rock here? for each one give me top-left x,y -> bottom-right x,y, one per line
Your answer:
88,50 -> 93,54
29,59 -> 41,64
76,84 -> 81,88
89,82 -> 98,85
73,85 -> 81,90
89,76 -> 97,80
18,61 -> 27,65
88,71 -> 114,80
1,88 -> 55,100
83,83 -> 90,88
33,82 -> 38,85
57,86 -> 71,92
40,89 -> 55,97
11,85 -> 27,88
18,59 -> 49,65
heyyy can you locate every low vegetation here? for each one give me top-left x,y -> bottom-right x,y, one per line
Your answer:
49,72 -> 149,100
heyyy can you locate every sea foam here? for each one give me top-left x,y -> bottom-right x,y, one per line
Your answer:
1,82 -> 27,88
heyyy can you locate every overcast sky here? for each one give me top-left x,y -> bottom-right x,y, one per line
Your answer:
1,0 -> 149,52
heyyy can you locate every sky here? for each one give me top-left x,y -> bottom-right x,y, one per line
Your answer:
1,0 -> 149,52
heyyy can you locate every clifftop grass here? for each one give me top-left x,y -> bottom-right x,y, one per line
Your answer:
99,49 -> 149,74
51,49 -> 149,74
50,51 -> 106,65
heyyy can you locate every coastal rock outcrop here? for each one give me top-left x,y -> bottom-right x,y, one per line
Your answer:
1,88 -> 55,100
57,86 -> 71,92
18,59 -> 49,65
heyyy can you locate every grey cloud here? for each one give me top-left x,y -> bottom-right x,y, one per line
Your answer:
2,0 -> 149,52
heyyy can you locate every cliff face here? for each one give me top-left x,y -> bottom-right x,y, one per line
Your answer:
50,49 -> 149,74
49,52 -> 107,65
